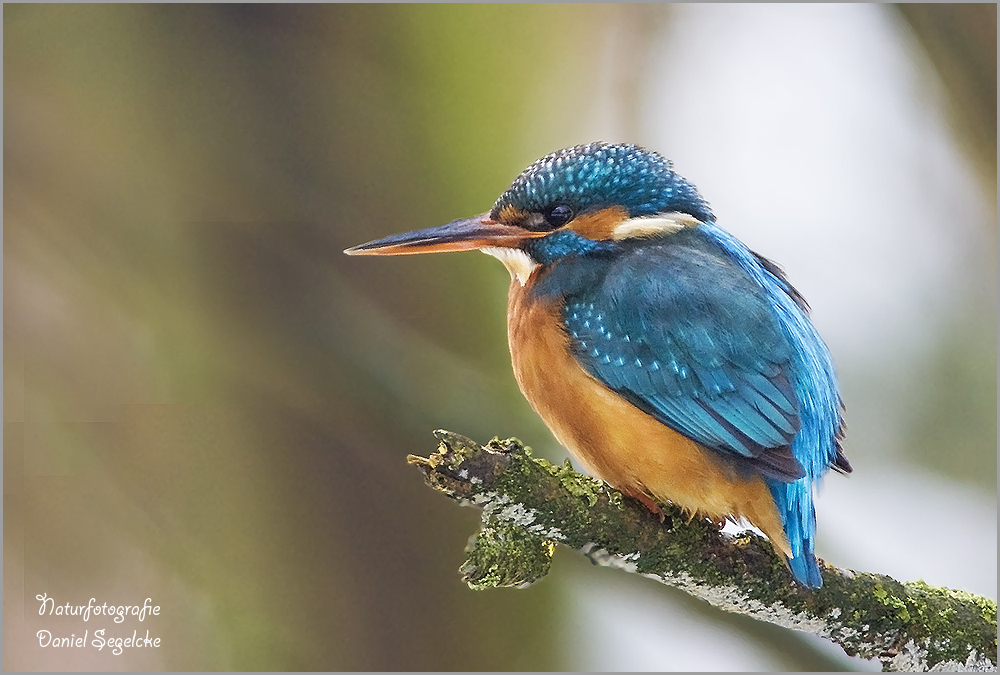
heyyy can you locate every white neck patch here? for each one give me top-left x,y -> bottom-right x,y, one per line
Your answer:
611,212 -> 701,241
481,247 -> 539,286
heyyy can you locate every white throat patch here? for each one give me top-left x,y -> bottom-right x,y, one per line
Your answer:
481,247 -> 539,286
611,212 -> 701,241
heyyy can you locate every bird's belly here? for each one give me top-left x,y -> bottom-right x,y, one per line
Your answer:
506,280 -> 789,553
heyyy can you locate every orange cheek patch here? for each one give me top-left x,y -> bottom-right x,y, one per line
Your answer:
497,204 -> 529,226
568,206 -> 629,241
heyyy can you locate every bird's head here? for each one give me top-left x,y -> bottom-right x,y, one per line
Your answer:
345,142 -> 714,284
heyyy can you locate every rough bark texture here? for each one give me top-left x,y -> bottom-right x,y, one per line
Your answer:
408,430 -> 997,673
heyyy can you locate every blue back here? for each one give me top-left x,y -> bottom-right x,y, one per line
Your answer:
529,224 -> 845,587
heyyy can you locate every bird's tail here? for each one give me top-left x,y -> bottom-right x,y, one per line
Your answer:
767,479 -> 822,588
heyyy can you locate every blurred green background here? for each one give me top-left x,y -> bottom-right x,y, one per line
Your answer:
4,4 -> 995,671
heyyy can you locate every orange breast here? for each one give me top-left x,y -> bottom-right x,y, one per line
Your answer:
506,273 -> 791,558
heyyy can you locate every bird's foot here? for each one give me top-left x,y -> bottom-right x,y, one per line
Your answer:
626,488 -> 666,522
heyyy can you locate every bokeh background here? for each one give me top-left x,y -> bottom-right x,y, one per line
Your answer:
4,4 -> 995,671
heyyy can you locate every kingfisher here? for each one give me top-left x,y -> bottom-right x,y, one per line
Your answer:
345,142 -> 851,588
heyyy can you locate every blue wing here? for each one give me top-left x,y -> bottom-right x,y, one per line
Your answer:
562,235 -> 805,481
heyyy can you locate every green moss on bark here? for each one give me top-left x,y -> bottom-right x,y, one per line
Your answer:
409,431 -> 997,672
460,522 -> 555,590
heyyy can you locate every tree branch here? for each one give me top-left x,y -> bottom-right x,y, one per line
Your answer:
408,430 -> 997,673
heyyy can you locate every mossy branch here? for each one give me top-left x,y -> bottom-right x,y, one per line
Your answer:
408,430 -> 997,673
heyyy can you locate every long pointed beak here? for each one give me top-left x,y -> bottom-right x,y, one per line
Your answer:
344,213 -> 534,256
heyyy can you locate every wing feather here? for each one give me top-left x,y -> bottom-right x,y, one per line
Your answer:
563,238 -> 805,481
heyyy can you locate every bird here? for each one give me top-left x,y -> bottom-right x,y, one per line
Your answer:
345,142 -> 851,588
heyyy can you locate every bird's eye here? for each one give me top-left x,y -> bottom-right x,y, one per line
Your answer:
544,204 -> 574,228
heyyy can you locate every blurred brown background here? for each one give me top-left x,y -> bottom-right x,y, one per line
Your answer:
4,4 -> 995,671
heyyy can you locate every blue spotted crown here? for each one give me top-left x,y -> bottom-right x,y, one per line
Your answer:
491,142 -> 714,223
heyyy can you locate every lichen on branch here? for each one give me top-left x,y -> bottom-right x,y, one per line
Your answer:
407,430 -> 997,673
